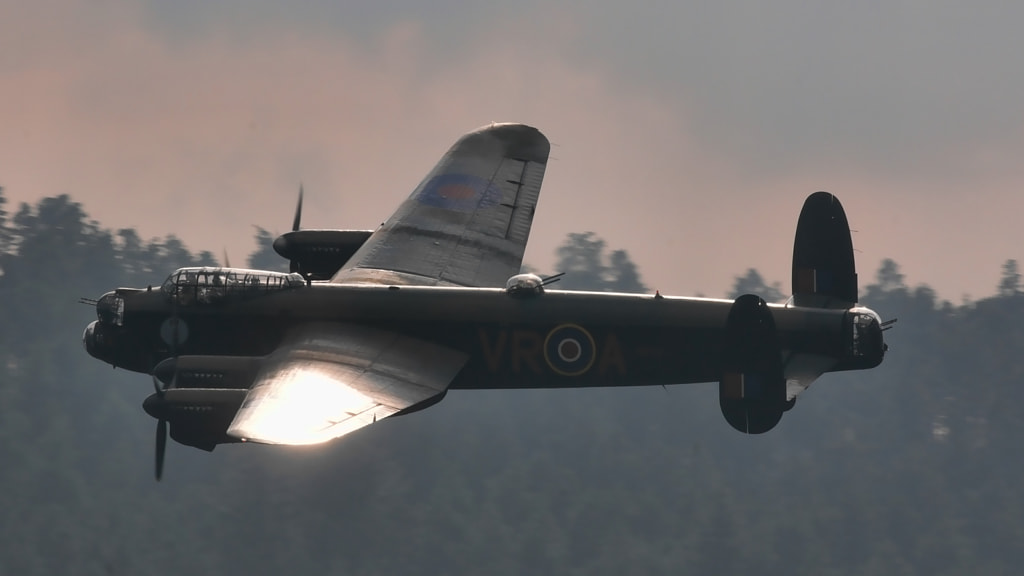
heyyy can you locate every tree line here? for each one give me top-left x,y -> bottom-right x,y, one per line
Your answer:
1,189 -> 1022,575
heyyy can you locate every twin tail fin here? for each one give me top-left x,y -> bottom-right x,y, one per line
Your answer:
791,191 -> 857,309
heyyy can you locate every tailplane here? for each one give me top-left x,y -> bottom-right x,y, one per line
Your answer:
791,192 -> 857,309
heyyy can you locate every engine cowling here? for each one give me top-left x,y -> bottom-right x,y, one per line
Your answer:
719,294 -> 790,434
147,356 -> 263,452
273,229 -> 374,281
153,356 -> 262,390
143,388 -> 247,451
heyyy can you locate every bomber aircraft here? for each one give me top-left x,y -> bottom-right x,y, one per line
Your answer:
82,123 -> 888,479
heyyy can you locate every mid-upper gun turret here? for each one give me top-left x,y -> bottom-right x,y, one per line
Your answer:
505,273 -> 546,298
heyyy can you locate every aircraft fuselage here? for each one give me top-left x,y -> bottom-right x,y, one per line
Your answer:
83,282 -> 884,390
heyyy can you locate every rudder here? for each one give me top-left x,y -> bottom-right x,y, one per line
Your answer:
792,192 -> 857,309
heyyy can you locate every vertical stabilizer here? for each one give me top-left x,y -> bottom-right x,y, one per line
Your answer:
792,192 -> 857,309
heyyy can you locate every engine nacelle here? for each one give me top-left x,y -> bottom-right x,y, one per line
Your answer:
153,356 -> 262,390
719,294 -> 790,434
143,389 -> 247,451
273,229 -> 374,281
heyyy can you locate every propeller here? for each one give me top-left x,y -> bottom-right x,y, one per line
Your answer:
144,388 -> 170,481
152,281 -> 185,481
151,358 -> 177,397
292,184 -> 304,232
155,417 -> 167,481
289,185 -> 304,275
149,359 -> 177,481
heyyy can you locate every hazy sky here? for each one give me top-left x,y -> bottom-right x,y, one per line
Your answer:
4,0 -> 1024,300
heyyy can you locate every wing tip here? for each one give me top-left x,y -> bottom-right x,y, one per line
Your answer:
463,122 -> 550,164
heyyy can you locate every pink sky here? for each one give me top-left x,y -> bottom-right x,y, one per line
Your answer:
4,1 -> 1024,301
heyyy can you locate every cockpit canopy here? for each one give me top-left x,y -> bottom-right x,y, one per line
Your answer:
161,267 -> 305,305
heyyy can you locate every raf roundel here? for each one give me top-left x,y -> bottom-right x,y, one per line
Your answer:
159,317 -> 189,347
416,173 -> 502,213
543,324 -> 596,376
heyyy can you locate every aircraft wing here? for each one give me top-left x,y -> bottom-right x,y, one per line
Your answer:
332,123 -> 550,287
226,323 -> 468,445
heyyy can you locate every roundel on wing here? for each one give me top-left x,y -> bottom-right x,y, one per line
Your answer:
544,324 -> 596,376
416,173 -> 502,212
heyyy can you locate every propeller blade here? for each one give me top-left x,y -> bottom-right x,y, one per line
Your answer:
152,356 -> 178,397
292,184 -> 304,232
156,418 -> 167,481
289,185 -> 305,275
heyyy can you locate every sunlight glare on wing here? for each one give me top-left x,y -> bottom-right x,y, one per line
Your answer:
230,362 -> 378,445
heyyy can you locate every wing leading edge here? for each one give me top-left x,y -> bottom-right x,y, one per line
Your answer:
227,323 -> 468,445
332,123 -> 550,288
